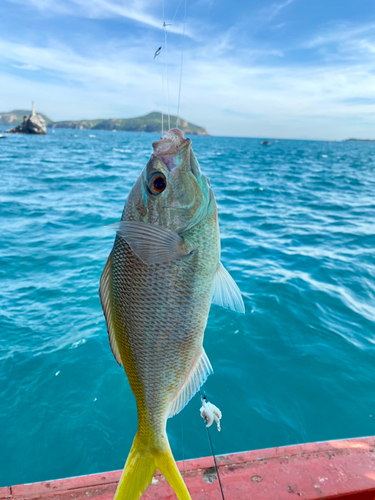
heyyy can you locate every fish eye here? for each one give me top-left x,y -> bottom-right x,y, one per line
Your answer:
148,173 -> 167,195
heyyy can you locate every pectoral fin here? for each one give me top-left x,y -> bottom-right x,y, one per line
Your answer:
109,221 -> 193,265
211,262 -> 245,314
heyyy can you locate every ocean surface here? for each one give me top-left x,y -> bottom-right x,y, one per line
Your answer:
1,129 -> 375,487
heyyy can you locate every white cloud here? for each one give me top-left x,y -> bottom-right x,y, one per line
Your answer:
304,21 -> 375,68
0,40 -> 153,87
13,63 -> 40,71
259,0 -> 295,22
6,0 -> 193,36
305,23 -> 375,49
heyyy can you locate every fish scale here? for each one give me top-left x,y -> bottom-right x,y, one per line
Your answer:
111,208 -> 218,425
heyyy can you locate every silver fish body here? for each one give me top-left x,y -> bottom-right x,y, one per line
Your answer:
99,129 -> 244,500
112,190 -> 218,424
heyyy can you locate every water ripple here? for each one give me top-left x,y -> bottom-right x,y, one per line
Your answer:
1,130 -> 375,486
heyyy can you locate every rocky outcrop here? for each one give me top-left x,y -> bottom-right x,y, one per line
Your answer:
0,109 -> 53,128
6,112 -> 46,135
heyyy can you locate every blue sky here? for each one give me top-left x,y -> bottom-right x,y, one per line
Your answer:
1,0 -> 375,139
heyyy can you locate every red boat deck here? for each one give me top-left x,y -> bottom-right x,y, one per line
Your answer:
2,437 -> 375,500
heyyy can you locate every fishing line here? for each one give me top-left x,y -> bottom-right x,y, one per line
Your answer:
199,390 -> 226,500
176,0 -> 187,128
161,63 -> 164,135
181,413 -> 185,472
165,0 -> 184,41
164,21 -> 171,130
159,0 -> 187,132
206,427 -> 226,500
171,0 -> 185,29
161,0 -> 165,135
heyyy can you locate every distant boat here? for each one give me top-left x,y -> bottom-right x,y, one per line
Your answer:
261,140 -> 271,146
0,131 -> 7,139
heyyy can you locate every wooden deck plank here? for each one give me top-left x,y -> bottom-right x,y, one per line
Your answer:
3,437 -> 375,499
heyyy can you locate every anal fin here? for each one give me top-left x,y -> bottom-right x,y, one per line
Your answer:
168,349 -> 213,418
99,251 -> 122,366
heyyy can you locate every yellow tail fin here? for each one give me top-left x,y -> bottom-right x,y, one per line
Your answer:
153,446 -> 191,500
114,431 -> 191,500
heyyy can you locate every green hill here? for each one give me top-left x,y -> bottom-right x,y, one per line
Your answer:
1,110 -> 209,135
49,112 -> 209,135
0,110 -> 53,128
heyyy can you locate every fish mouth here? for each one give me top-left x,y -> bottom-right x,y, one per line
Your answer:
152,128 -> 191,170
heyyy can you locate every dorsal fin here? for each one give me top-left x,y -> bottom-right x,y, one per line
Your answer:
99,251 -> 122,366
168,349 -> 213,418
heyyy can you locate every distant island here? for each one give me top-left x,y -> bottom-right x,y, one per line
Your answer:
0,110 -> 209,135
343,138 -> 375,142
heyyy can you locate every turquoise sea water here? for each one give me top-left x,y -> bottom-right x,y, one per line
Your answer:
1,130 -> 375,486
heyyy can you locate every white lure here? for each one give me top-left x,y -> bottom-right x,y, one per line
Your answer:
200,400 -> 222,432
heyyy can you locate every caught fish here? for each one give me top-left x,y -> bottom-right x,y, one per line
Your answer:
99,128 -> 244,500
